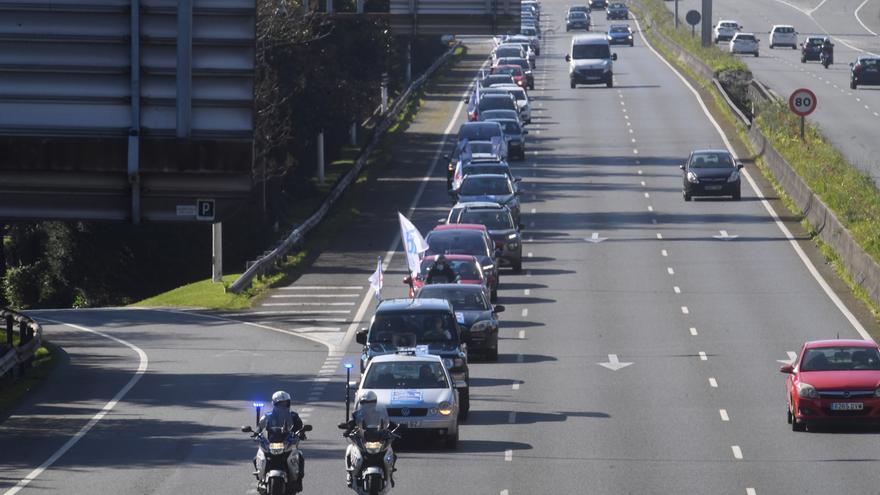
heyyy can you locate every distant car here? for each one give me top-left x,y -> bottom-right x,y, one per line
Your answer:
476,94 -> 518,127
460,160 -> 520,192
406,254 -> 490,301
730,32 -> 760,57
800,35 -> 829,63
680,149 -> 742,201
780,340 -> 880,432
519,27 -> 541,55
713,20 -> 741,43
492,45 -> 527,66
425,225 -> 500,301
504,37 -> 538,67
480,74 -> 516,88
447,202 -> 523,272
456,122 -> 506,158
491,65 -> 527,88
606,2 -> 628,20
453,174 -> 522,226
491,84 -> 532,124
567,5 -> 590,16
417,284 -> 504,361
769,24 -> 798,49
607,24 -> 634,46
485,118 -> 527,161
495,57 -> 535,90
590,0 -> 608,8
566,11 -> 590,31
850,56 -> 880,89
478,108 -> 523,127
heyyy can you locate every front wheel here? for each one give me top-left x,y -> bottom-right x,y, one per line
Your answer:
459,388 -> 470,420
754,52 -> 759,57
851,80 -> 857,90
444,430 -> 459,449
268,477 -> 285,495
570,80 -> 576,89
683,191 -> 692,202
606,76 -> 614,88
366,473 -> 383,495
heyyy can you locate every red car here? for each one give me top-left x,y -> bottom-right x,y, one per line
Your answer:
403,254 -> 489,299
425,224 -> 500,301
491,65 -> 526,88
780,339 -> 880,431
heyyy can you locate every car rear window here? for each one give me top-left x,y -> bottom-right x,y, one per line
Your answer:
426,231 -> 490,258
569,12 -> 587,19
861,59 -> 880,67
418,286 -> 489,311
494,66 -> 523,77
459,123 -> 501,140
460,176 -> 513,196
800,347 -> 880,371
495,47 -> 521,58
418,259 -> 480,280
456,209 -> 514,230
478,96 -> 517,112
736,34 -> 756,41
690,152 -> 734,168
721,22 -> 738,28
775,27 -> 794,33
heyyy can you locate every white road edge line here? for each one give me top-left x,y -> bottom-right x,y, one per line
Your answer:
634,15 -> 872,342
854,0 -> 878,37
4,319 -> 149,495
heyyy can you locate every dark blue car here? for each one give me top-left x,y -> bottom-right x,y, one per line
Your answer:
606,24 -> 634,46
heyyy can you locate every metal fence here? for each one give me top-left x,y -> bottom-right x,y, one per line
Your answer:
228,42 -> 462,294
0,308 -> 43,381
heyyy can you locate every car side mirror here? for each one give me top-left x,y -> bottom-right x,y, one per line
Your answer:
612,53 -> 618,61
523,130 -> 529,135
779,364 -> 794,374
494,304 -> 506,313
736,163 -> 744,170
679,164 -> 685,170
302,425 -> 313,432
514,177 -> 522,183
403,275 -> 412,284
565,54 -> 571,62
241,425 -> 254,433
356,329 -> 368,345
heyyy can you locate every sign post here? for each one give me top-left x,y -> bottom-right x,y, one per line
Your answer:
788,88 -> 817,140
686,10 -> 702,38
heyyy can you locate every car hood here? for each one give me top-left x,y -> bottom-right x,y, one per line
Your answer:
367,342 -> 461,356
455,310 -> 494,328
692,167 -> 735,179
572,59 -> 611,70
800,371 -> 880,390
365,387 -> 454,407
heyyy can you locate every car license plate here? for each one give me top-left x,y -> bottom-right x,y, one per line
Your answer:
831,402 -> 864,411
404,421 -> 421,428
705,185 -> 722,191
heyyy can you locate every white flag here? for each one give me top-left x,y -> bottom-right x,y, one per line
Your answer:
398,212 -> 429,277
368,256 -> 383,300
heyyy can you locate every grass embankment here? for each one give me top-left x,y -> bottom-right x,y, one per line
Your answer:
0,341 -> 57,415
130,45 -> 467,311
633,0 -> 880,321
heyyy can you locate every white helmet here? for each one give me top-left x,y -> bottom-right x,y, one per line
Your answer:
272,390 -> 292,407
359,391 -> 378,404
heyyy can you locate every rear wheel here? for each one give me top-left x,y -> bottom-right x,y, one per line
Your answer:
487,346 -> 499,362
754,51 -> 759,57
606,76 -> 614,88
512,262 -> 522,274
801,56 -> 806,63
491,288 -> 498,302
732,189 -> 741,201
683,190 -> 692,202
792,45 -> 797,50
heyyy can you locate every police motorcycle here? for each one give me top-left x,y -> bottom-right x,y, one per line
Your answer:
339,365 -> 400,495
242,402 -> 313,495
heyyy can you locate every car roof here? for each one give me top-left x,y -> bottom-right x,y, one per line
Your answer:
369,352 -> 444,364
719,19 -> 739,23
803,339 -> 878,349
375,297 -> 453,313
422,254 -> 478,262
454,201 -> 509,210
462,173 -> 510,180
572,33 -> 611,45
433,223 -> 488,232
460,121 -> 502,129
609,24 -> 630,29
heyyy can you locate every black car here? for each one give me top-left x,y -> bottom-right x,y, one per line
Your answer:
447,202 -> 524,273
425,227 -> 501,301
850,57 -> 880,89
416,284 -> 505,361
606,2 -> 628,19
800,36 -> 829,63
356,298 -> 471,417
590,0 -> 608,8
607,24 -> 634,46
495,57 -> 535,90
566,11 -> 590,31
681,149 -> 743,201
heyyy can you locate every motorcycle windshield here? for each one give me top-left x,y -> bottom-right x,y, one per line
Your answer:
266,427 -> 289,442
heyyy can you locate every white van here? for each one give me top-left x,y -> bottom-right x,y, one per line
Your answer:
564,34 -> 617,88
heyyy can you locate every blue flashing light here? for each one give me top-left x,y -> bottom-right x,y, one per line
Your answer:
344,362 -> 354,370
252,401 -> 265,409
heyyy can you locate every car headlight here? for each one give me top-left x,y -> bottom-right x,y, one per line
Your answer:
727,170 -> 740,182
470,320 -> 493,333
797,382 -> 819,399
438,402 -> 454,416
507,233 -> 518,239
364,441 -> 383,454
269,442 -> 285,454
687,171 -> 699,184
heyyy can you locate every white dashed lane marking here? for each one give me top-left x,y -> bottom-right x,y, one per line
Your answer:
720,409 -> 730,421
690,327 -> 698,336
709,377 -> 718,388
732,445 -> 743,460
699,351 -> 708,361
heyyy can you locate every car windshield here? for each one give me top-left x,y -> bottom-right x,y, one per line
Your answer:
807,38 -> 825,46
495,47 -> 521,58
363,361 -> 449,389
418,259 -> 480,280
479,97 -> 516,112
736,34 -> 756,41
572,44 -> 611,59
480,110 -> 517,121
419,286 -> 489,311
569,12 -> 587,20
800,347 -> 880,371
690,152 -> 734,168
495,66 -> 523,77
610,27 -> 629,33
457,210 -> 514,230
460,176 -> 512,195
426,231 -> 490,258
459,123 -> 501,140
465,164 -> 509,176
369,312 -> 458,345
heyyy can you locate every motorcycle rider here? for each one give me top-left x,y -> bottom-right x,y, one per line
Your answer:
821,37 -> 834,64
256,391 -> 306,491
425,255 -> 457,284
343,391 -> 397,487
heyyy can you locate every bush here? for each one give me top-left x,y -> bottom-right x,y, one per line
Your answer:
4,263 -> 43,309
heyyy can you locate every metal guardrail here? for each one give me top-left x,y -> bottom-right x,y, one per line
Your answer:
228,42 -> 464,294
0,308 -> 43,380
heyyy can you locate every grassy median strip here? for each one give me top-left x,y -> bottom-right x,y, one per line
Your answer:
130,45 -> 467,311
634,0 -> 880,320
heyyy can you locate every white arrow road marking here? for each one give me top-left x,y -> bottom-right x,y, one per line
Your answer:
585,232 -> 607,243
777,351 -> 798,365
598,354 -> 634,371
713,230 -> 739,240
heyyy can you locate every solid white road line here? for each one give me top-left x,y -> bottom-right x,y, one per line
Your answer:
709,377 -> 718,388
4,320 -> 149,495
732,445 -> 744,460
634,15 -> 873,342
261,302 -> 356,307
699,351 -> 708,361
855,0 -> 879,37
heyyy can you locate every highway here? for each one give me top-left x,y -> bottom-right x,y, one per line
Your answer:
3,1 -> 880,493
665,0 -> 880,182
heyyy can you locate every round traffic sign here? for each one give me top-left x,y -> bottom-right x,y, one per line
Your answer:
685,10 -> 701,26
789,88 -> 817,116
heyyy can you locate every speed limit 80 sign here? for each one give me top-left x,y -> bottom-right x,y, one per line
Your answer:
789,88 -> 817,116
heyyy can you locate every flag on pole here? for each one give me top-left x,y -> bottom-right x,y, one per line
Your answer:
452,159 -> 464,191
459,138 -> 472,163
368,256 -> 383,300
398,212 -> 429,277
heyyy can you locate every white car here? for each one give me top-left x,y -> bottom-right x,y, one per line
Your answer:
355,351 -> 460,448
769,25 -> 798,49
491,84 -> 532,124
730,32 -> 760,57
714,20 -> 742,43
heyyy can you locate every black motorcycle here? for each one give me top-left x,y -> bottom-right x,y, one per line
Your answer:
242,423 -> 313,495
340,423 -> 400,495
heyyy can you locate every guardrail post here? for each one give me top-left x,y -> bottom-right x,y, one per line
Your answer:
5,314 -> 12,348
317,131 -> 325,185
19,320 -> 28,344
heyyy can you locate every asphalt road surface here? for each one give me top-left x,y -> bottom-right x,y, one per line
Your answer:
3,2 -> 880,494
665,0 -> 880,183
